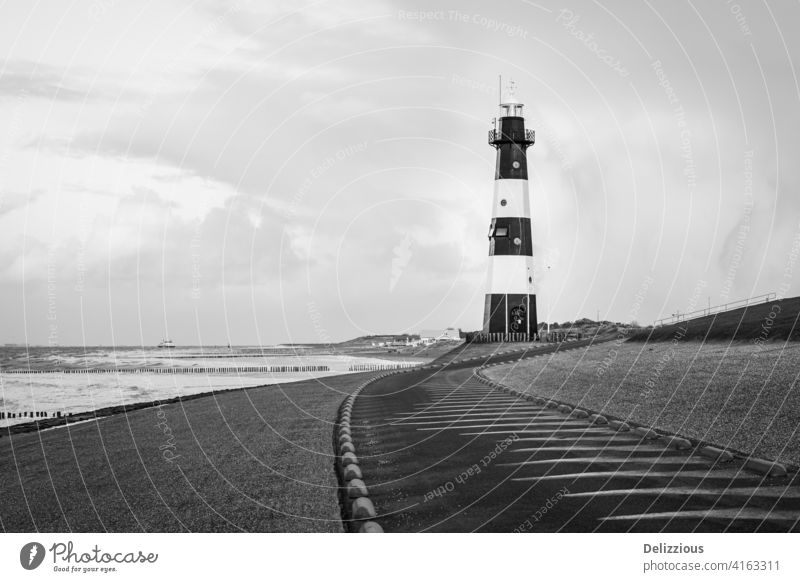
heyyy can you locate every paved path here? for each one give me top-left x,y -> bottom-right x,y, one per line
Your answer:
351,341 -> 800,532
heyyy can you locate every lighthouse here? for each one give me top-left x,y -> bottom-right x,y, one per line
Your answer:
482,80 -> 538,341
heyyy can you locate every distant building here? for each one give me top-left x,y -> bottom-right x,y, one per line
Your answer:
419,328 -> 461,343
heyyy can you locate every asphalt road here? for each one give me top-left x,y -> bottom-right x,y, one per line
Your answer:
351,340 -> 800,532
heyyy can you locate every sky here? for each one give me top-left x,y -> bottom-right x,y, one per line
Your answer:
1,0 -> 799,346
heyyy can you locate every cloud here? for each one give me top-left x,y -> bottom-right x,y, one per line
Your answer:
3,0 -> 800,343
0,60 -> 129,103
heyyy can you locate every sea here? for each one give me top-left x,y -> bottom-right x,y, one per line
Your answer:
0,345 -> 423,427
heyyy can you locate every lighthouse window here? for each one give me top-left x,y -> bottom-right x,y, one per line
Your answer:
494,226 -> 508,237
512,161 -> 520,169
500,199 -> 507,206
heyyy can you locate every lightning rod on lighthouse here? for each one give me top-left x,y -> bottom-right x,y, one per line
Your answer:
482,79 -> 538,341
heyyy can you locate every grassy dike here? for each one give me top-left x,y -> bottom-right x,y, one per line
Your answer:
484,340 -> 800,467
0,373 -> 378,532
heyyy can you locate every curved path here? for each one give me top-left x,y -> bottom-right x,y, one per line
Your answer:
350,340 -> 800,532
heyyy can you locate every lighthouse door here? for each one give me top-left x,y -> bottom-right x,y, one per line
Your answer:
507,295 -> 529,334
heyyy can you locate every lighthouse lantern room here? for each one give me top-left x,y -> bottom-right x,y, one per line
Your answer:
482,80 -> 538,340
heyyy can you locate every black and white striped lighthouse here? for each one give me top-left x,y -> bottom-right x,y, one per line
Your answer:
482,81 -> 538,341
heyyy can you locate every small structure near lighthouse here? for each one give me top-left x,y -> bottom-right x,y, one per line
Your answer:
481,80 -> 538,341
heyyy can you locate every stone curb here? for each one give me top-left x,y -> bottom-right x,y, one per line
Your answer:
335,372 -> 389,533
698,445 -> 734,463
744,457 -> 788,477
358,521 -> 384,533
659,435 -> 692,450
333,360 -> 452,533
351,497 -> 377,520
633,426 -> 659,440
334,364 -> 439,533
589,413 -> 608,425
608,420 -> 631,432
471,365 -> 791,477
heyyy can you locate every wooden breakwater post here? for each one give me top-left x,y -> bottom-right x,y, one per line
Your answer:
5,364 -> 333,375
1,411 -> 66,421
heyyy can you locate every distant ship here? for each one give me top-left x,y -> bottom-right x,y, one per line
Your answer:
157,339 -> 175,348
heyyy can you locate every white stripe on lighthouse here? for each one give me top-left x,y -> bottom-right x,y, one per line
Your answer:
486,255 -> 535,294
492,179 -> 530,219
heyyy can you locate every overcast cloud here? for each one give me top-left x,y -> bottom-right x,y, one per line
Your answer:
1,0 -> 799,345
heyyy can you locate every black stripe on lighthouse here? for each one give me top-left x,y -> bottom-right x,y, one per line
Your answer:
494,116 -> 529,180
482,89 -> 538,340
488,217 -> 533,256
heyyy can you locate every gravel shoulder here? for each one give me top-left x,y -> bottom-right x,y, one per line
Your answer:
484,340 -> 800,467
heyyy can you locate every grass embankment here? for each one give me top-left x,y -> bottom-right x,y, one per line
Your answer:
0,373 -> 375,532
485,342 -> 800,466
630,296 -> 800,342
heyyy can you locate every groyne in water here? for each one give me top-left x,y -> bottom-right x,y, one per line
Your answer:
3,365 -> 331,374
4,362 -> 419,374
0,361 -> 421,426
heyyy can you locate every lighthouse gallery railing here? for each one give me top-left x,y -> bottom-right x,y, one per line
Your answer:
488,128 -> 535,146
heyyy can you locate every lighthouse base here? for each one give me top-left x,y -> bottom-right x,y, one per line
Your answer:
467,331 -> 535,343
481,293 -> 538,340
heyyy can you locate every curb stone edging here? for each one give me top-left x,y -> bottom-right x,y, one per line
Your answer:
744,457 -> 788,478
359,521 -> 384,533
472,366 -> 794,478
589,413 -> 608,425
698,445 -> 734,463
332,361 -> 448,532
335,372 -> 395,533
660,435 -> 692,450
633,426 -> 659,440
608,420 -> 631,432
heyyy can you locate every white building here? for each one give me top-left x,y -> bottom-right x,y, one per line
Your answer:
419,328 -> 461,343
